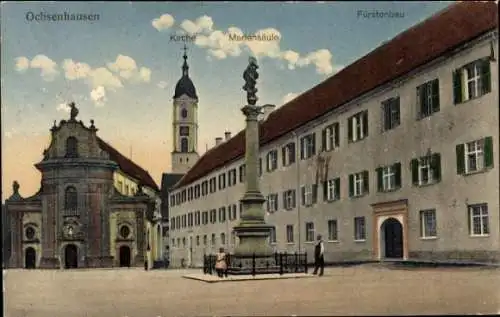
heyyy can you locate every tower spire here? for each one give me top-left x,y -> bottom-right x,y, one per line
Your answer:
182,44 -> 189,77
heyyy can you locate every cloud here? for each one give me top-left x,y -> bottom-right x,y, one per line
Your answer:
282,92 -> 299,104
167,14 -> 339,75
62,59 -> 92,80
152,14 -> 175,31
106,55 -> 152,83
14,55 -> 59,81
56,103 -> 71,113
180,15 -> 214,34
90,86 -> 107,106
157,81 -> 168,89
88,67 -> 123,91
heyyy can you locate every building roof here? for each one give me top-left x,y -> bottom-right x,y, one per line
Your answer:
174,47 -> 198,99
173,1 -> 498,190
97,138 -> 160,192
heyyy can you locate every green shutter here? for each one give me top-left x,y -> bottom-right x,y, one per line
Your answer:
431,153 -> 441,182
335,178 -> 340,199
347,117 -> 353,142
376,167 -> 383,192
362,170 -> 369,194
484,136 -> 494,168
456,144 -> 465,175
301,186 -> 306,205
480,59 -> 491,95
411,158 -> 419,185
348,174 -> 354,197
321,129 -> 327,151
334,123 -> 340,147
312,184 -> 318,204
432,79 -> 440,113
362,111 -> 369,137
322,181 -> 327,201
453,70 -> 462,104
394,162 -> 402,188
281,147 -> 286,166
416,86 -> 422,119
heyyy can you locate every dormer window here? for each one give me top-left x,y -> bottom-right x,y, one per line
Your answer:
65,137 -> 79,158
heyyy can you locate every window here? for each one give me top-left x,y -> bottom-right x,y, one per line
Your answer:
382,97 -> 400,131
211,234 -> 216,246
239,165 -> 246,183
171,238 -> 175,247
468,204 -> 489,236
456,137 -> 494,175
182,237 -> 186,248
348,110 -> 368,142
239,202 -> 244,217
201,181 -> 208,196
282,142 -> 296,166
64,186 -> 78,215
187,187 -> 193,201
195,185 -> 200,198
228,204 -> 237,221
417,79 -> 440,118
266,194 -> 279,213
266,150 -> 278,172
203,235 -> 208,246
180,137 -> 189,153
210,209 -> 217,224
187,212 -> 193,227
170,217 -> 175,231
170,195 -> 175,207
301,184 -> 318,206
411,153 -> 441,186
175,216 -> 180,229
376,163 -> 401,192
177,238 -> 180,247
65,136 -> 79,158
327,220 -> 338,241
323,178 -> 340,202
322,123 -> 339,151
218,207 -> 226,223
286,225 -> 294,243
196,235 -> 200,246
25,227 -> 35,240
202,211 -> 208,225
283,189 -> 296,210
209,178 -> 217,193
453,59 -> 491,104
181,190 -> 186,203
300,133 -> 316,160
228,169 -> 237,186
269,227 -> 277,244
179,126 -> 189,136
420,209 -> 437,238
231,204 -> 237,220
218,174 -> 226,190
182,215 -> 187,228
354,217 -> 366,241
125,185 -> 130,196
181,108 -> 188,118
120,225 -> 131,239
220,233 -> 226,245
349,171 -> 369,197
305,222 -> 315,242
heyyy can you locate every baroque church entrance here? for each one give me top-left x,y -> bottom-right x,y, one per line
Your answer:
382,218 -> 403,259
64,244 -> 78,269
25,247 -> 36,269
119,245 -> 131,267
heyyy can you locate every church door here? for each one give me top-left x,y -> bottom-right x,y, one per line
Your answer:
383,218 -> 404,259
119,246 -> 131,267
25,247 -> 36,269
64,244 -> 78,269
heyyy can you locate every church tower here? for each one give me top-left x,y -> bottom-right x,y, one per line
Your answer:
171,45 -> 199,174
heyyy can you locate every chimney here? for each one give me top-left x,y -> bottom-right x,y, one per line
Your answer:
215,137 -> 223,146
261,104 -> 276,121
224,131 -> 232,141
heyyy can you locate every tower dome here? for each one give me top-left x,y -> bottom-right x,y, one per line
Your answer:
174,45 -> 198,99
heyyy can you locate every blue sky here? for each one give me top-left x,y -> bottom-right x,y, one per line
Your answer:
1,1 -> 452,200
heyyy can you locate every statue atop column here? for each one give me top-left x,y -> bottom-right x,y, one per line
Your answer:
242,56 -> 259,105
13,181 -> 20,195
69,102 -> 79,121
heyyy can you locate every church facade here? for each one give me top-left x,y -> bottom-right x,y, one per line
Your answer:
5,105 -> 163,269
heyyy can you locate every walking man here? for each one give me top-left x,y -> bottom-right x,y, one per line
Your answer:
312,234 -> 324,276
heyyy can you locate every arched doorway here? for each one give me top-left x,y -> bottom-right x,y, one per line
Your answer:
382,218 -> 403,259
119,245 -> 131,267
64,244 -> 78,269
25,247 -> 36,269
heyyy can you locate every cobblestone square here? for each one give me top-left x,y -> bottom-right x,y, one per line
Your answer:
4,265 -> 500,316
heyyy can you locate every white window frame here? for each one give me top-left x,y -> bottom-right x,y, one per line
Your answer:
326,179 -> 337,201
327,219 -> 338,242
286,225 -> 294,243
354,217 -> 366,241
302,134 -> 315,159
267,150 -> 278,171
283,143 -> 295,166
420,209 -> 437,239
382,166 -> 396,191
354,173 -> 364,196
211,234 -> 216,246
305,222 -> 315,242
284,190 -> 294,210
463,63 -> 481,101
469,204 -> 489,237
325,125 -> 336,151
352,113 -> 365,142
302,185 -> 313,206
465,140 -> 484,173
267,194 -> 278,212
418,156 -> 433,185
269,227 -> 277,244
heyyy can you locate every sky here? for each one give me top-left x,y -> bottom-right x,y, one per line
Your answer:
1,1 -> 453,201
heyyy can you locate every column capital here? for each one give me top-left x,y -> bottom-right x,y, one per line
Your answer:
241,105 -> 262,119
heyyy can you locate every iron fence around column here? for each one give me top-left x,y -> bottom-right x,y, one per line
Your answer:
203,251 -> 308,276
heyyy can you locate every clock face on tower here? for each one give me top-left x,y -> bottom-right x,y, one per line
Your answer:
181,108 -> 188,119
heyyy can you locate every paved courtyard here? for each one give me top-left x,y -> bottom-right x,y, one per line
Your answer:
4,265 -> 500,316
